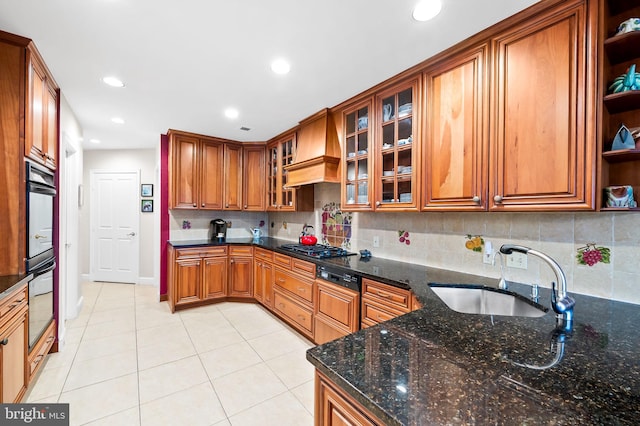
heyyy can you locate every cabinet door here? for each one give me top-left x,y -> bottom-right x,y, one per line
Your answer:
423,45 -> 488,210
243,145 -> 266,211
202,256 -> 227,300
224,144 -> 243,210
174,258 -> 202,305
262,262 -> 274,309
1,312 -> 27,403
253,261 -> 264,303
375,79 -> 420,210
228,256 -> 253,298
316,373 -> 379,426
315,280 -> 359,345
200,139 -> 224,209
171,134 -> 200,209
490,1 -> 594,210
343,101 -> 373,210
26,52 -> 46,163
44,83 -> 58,170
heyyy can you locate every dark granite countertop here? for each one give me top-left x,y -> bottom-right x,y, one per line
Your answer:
0,274 -> 32,300
168,238 -> 639,424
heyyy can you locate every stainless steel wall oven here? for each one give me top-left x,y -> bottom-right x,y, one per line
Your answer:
26,160 -> 56,349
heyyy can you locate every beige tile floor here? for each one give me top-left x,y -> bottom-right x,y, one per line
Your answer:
24,282 -> 316,426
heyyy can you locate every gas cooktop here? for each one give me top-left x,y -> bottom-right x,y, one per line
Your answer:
279,243 -> 355,259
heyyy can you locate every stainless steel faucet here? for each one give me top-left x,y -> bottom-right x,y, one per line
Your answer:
499,244 -> 575,330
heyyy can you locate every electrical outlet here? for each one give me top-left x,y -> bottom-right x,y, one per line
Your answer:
373,236 -> 380,248
506,252 -> 528,269
483,241 -> 493,264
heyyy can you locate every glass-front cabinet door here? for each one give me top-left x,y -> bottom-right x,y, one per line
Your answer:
267,133 -> 297,211
343,101 -> 372,210
375,79 -> 419,210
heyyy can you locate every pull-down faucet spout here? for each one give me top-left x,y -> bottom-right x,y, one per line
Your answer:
499,244 -> 575,330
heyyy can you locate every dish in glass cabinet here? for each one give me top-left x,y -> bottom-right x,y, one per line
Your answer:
398,103 -> 412,114
358,117 -> 368,130
382,143 -> 393,150
358,149 -> 368,155
347,152 -> 356,158
383,170 -> 394,176
397,138 -> 412,146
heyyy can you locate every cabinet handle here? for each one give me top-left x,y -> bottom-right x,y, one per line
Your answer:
230,259 -> 235,264
0,338 -> 8,345
277,278 -> 286,283
202,203 -> 205,207
375,201 -> 381,207
297,287 -> 306,293
278,303 -> 285,309
472,195 -> 481,203
376,291 -> 393,300
192,203 -> 197,207
377,315 -> 384,321
244,205 -> 248,209
297,315 -> 306,322
366,202 -> 370,206
225,204 -> 229,208
493,195 -> 503,203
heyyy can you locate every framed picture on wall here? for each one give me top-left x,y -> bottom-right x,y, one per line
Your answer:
141,200 -> 153,212
141,184 -> 153,197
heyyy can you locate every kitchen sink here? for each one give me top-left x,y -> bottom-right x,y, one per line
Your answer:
429,284 -> 548,318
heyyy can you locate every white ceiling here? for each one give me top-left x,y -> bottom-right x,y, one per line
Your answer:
0,0 -> 539,150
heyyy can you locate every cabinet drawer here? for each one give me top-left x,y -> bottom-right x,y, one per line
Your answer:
229,245 -> 253,256
274,291 -> 313,335
254,247 -> 273,262
362,299 -> 405,326
0,285 -> 27,322
292,258 -> 315,279
274,268 -> 313,303
175,246 -> 227,259
362,279 -> 411,312
273,252 -> 292,269
28,319 -> 56,382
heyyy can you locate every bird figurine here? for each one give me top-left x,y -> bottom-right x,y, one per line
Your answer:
609,64 -> 640,93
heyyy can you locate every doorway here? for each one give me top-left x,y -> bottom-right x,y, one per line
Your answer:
89,170 -> 140,283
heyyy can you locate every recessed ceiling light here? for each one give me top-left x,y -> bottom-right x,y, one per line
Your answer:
224,108 -> 239,119
412,0 -> 442,21
111,117 -> 125,124
89,138 -> 101,144
102,76 -> 125,88
271,59 -> 291,75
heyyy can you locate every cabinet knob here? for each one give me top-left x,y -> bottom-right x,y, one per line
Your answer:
366,202 -> 370,206
375,201 -> 381,207
493,195 -> 503,203
230,259 -> 234,264
0,338 -> 8,345
193,203 -> 197,207
225,204 -> 229,208
472,195 -> 481,203
201,203 -> 205,207
244,205 -> 248,209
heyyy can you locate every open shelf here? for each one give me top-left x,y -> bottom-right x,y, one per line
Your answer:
604,31 -> 640,64
602,149 -> 640,163
603,91 -> 640,113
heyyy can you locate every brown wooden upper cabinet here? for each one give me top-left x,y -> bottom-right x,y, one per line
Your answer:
488,0 -> 595,210
374,79 -> 420,211
168,130 -> 254,211
423,44 -> 489,211
26,43 -> 59,170
267,133 -> 314,211
342,100 -> 374,210
242,144 -> 266,211
422,0 -> 595,211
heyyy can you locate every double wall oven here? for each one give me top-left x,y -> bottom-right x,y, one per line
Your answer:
26,160 -> 56,350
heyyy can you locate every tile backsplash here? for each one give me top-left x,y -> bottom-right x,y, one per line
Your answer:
170,183 -> 640,305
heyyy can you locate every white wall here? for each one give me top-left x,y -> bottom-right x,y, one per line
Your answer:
80,149 -> 158,284
58,94 -> 83,348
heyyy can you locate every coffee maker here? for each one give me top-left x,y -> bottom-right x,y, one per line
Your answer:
209,219 -> 227,242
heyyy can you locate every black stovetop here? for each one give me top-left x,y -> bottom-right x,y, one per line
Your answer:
279,243 -> 355,259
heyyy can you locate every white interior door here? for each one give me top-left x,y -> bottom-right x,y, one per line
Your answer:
90,170 -> 140,283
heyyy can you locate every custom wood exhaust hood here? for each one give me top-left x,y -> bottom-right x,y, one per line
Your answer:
284,108 -> 341,188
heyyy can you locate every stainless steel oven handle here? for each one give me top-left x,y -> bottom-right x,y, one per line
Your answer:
33,259 -> 57,277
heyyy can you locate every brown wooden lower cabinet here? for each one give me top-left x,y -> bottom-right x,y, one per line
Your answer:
314,279 -> 359,345
0,283 -> 28,403
315,370 -> 384,426
254,259 -> 274,309
361,278 -> 412,328
273,290 -> 314,339
27,319 -> 56,384
228,246 -> 253,298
